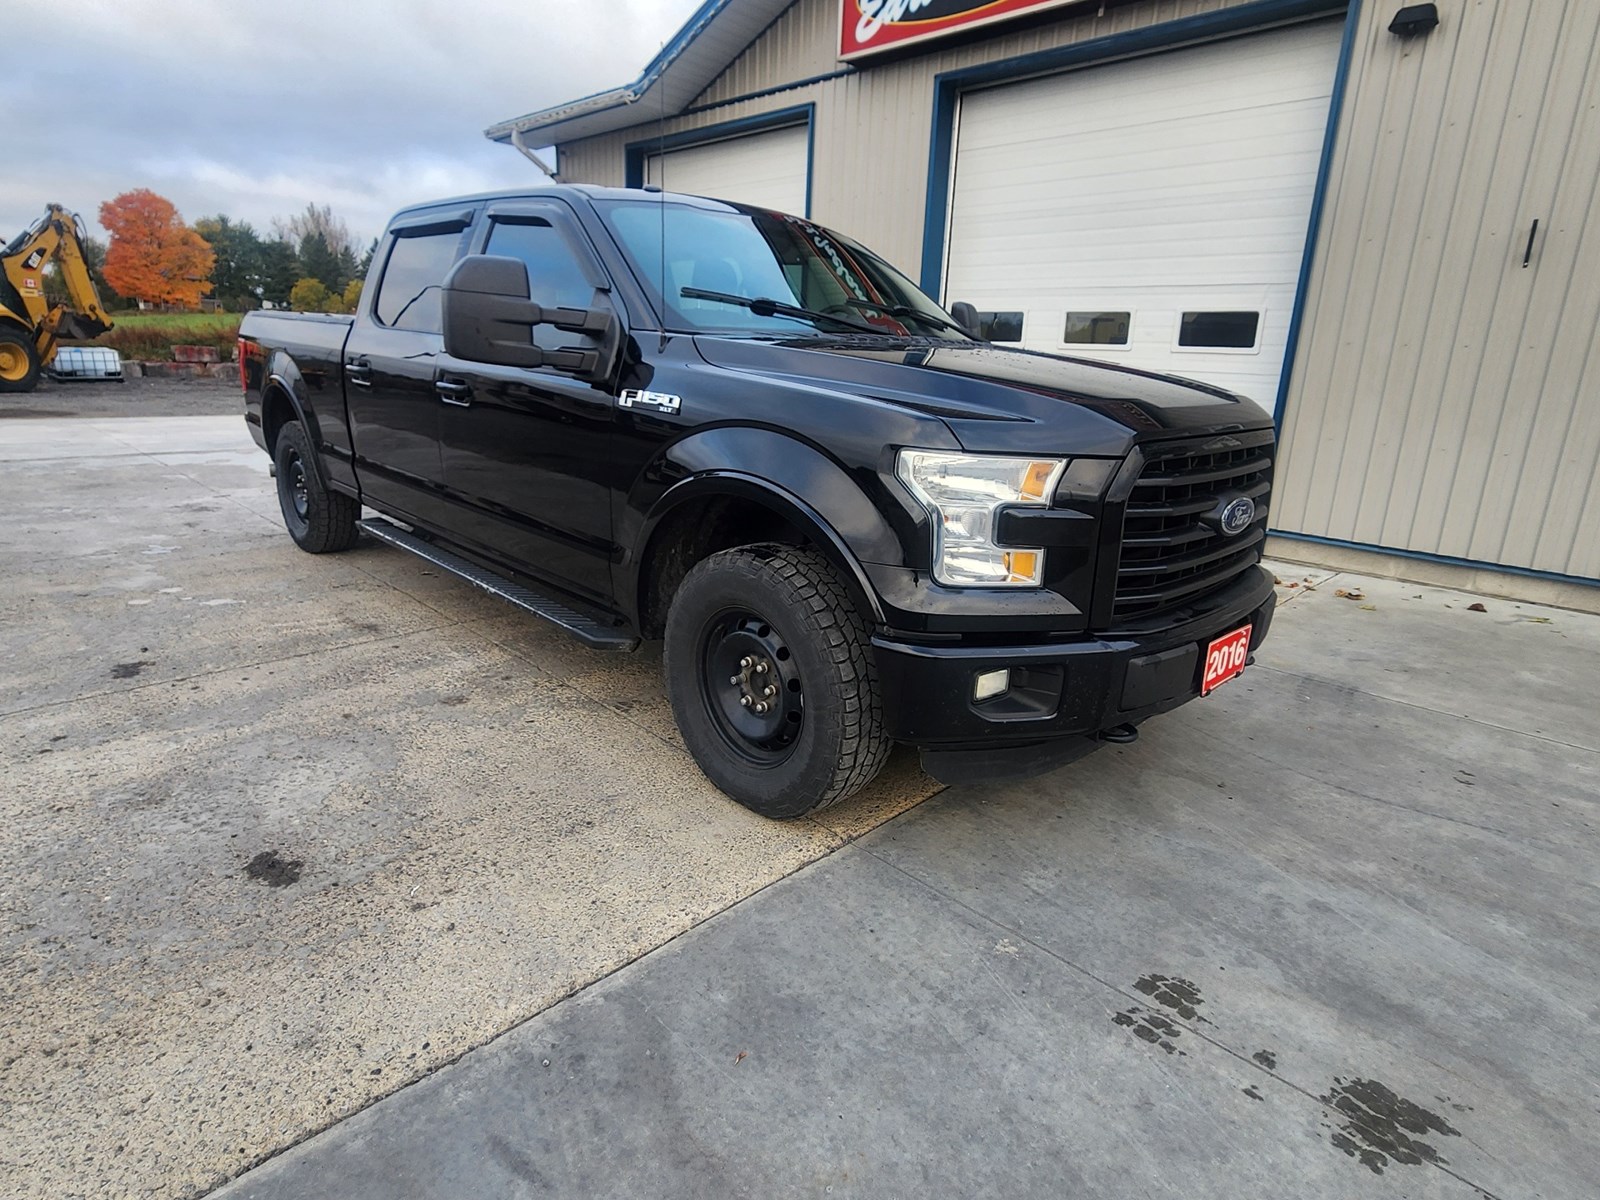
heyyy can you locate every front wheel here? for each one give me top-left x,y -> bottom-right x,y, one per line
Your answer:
664,544 -> 890,818
274,421 -> 358,553
0,329 -> 40,393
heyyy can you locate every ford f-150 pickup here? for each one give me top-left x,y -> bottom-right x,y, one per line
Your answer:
239,185 -> 1276,818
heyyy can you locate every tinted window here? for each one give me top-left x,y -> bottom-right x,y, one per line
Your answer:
598,200 -> 970,341
1063,311 -> 1130,345
374,231 -> 461,334
1178,311 -> 1260,349
978,311 -> 1023,342
484,219 -> 600,351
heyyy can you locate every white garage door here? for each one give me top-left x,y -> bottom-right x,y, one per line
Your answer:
647,124 -> 809,215
943,21 -> 1343,408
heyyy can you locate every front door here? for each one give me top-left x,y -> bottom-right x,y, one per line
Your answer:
435,202 -> 618,603
344,211 -> 472,530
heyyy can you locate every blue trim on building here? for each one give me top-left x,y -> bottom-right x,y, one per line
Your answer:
678,68 -> 855,119
1270,530 -> 1600,590
918,0 -> 1350,297
624,105 -> 817,217
1275,0 -> 1363,427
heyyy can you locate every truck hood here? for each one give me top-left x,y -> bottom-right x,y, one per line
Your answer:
693,335 -> 1273,456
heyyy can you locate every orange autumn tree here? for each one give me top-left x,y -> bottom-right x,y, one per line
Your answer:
99,189 -> 215,308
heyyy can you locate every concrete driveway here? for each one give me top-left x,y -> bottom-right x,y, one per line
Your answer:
3,411 -> 1596,1199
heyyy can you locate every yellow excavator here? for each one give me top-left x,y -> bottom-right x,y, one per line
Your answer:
1,204 -> 113,392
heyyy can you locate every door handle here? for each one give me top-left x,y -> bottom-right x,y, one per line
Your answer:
435,379 -> 473,406
347,359 -> 373,388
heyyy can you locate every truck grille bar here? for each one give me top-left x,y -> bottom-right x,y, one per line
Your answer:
1111,430 -> 1274,622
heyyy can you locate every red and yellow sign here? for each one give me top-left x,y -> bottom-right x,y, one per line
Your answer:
839,0 -> 1083,60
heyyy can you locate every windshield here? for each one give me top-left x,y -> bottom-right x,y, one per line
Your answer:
596,199 -> 971,341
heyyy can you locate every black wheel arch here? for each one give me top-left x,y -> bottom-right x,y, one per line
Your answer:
260,368 -> 329,492
632,473 -> 887,640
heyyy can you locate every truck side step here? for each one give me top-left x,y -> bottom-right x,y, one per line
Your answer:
357,517 -> 639,651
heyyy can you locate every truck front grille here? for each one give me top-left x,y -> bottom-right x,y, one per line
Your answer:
1111,430 -> 1274,622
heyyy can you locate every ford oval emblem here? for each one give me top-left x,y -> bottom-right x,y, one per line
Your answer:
1219,496 -> 1256,536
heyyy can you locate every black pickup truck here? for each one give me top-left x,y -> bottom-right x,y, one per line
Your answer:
239,185 -> 1275,818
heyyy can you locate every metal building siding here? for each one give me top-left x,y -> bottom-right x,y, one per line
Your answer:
1275,0 -> 1600,580
557,0 -> 1258,273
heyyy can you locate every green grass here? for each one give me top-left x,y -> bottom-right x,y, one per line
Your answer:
74,310 -> 243,361
103,310 -> 241,331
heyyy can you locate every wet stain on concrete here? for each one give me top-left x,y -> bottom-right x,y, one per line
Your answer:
110,660 -> 154,679
1242,1085 -> 1265,1102
244,851 -> 303,888
1132,974 -> 1207,1022
1253,1049 -> 1278,1069
1320,1077 -> 1460,1174
1112,1008 -> 1187,1056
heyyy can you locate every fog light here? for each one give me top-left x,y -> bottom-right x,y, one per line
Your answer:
973,668 -> 1010,701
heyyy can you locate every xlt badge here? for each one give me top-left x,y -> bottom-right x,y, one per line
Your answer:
618,389 -> 682,415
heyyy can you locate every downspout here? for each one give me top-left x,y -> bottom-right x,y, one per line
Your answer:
511,128 -> 559,180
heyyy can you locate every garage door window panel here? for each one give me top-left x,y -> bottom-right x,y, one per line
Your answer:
1062,311 -> 1131,347
1176,311 -> 1262,352
978,311 -> 1024,342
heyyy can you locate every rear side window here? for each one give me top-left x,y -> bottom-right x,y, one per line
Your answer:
484,219 -> 600,352
373,231 -> 461,334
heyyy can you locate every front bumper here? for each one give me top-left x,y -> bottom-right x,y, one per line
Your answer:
872,565 -> 1276,781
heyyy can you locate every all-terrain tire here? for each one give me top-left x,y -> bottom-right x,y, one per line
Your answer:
664,544 -> 890,818
274,420 -> 359,553
0,327 -> 41,393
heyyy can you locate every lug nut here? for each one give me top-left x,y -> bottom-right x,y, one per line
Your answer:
739,656 -> 753,668
729,674 -> 741,685
764,685 -> 777,697
754,702 -> 768,714
755,662 -> 768,674
740,696 -> 751,707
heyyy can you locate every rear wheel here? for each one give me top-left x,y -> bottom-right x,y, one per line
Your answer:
0,329 -> 40,393
664,544 -> 890,818
274,421 -> 358,553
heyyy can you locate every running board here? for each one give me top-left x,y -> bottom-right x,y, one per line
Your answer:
358,517 -> 638,651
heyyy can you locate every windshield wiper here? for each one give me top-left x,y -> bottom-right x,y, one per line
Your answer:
839,298 -> 971,337
679,287 -> 883,335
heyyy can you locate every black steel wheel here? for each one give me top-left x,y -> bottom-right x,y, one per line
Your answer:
273,420 -> 358,553
697,608 -> 807,767
665,544 -> 889,818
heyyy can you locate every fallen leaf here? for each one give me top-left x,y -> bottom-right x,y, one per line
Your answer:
1359,604 -> 1377,611
1334,588 -> 1366,601
1273,576 -> 1284,585
734,1051 -> 747,1065
1467,602 -> 1487,613
1288,581 -> 1300,589
1525,615 -> 1552,624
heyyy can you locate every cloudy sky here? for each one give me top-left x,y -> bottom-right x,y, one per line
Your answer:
2,0 -> 705,245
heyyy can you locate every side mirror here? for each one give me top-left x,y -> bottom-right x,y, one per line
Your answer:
441,255 -> 620,383
948,301 -> 984,340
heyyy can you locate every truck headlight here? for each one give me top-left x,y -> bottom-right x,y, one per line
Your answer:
895,450 -> 1066,587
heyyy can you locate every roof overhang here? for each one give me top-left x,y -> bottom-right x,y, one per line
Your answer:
485,0 -> 798,146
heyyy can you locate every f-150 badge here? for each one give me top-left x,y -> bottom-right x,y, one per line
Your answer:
618,389 -> 682,415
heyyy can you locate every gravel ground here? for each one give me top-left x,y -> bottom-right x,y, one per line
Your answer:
1,375 -> 240,420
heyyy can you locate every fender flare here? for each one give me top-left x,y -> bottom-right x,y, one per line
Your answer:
629,427 -> 909,628
262,355 -> 328,490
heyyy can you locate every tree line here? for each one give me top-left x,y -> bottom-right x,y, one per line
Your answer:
75,189 -> 378,315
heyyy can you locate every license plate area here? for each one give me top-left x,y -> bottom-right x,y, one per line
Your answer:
1201,624 -> 1252,695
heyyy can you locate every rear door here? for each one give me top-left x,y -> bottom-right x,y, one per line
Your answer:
344,207 -> 473,528
434,200 -> 619,603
